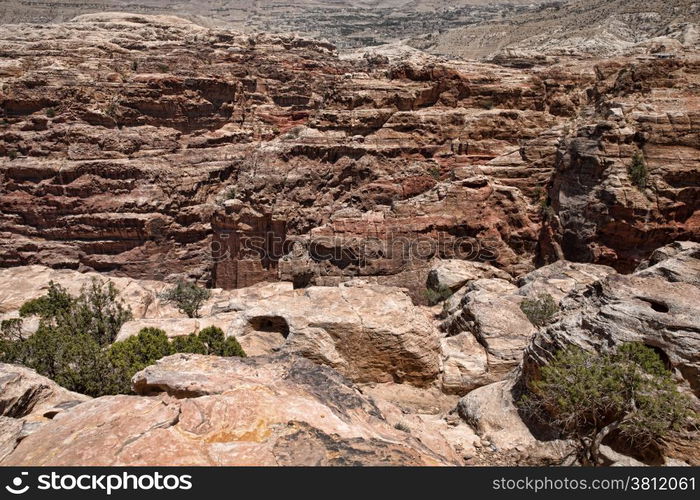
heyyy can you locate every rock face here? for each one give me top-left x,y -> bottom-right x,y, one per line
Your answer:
220,283 -> 441,386
1,14 -> 696,299
1,354 -> 460,466
0,363 -> 90,460
438,261 -> 616,395
540,55 -> 700,272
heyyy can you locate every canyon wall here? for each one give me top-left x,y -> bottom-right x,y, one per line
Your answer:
1,14 -> 698,301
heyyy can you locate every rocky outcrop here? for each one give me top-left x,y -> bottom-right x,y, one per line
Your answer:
635,241 -> 700,287
540,56 -> 700,272
219,283 -> 441,386
1,354 -> 461,466
0,363 -> 90,460
521,248 -> 700,397
427,259 -> 511,293
438,261 -> 616,395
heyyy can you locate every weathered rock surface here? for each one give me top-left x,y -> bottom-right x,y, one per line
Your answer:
1,354 -> 461,466
635,241 -> 700,287
222,283 -> 441,386
522,256 -> 700,397
438,261 -> 615,394
427,259 -> 512,293
0,363 -> 89,419
0,363 -> 90,460
457,379 -> 568,457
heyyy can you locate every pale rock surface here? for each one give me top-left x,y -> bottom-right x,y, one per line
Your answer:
2,354 -> 460,466
427,259 -> 512,293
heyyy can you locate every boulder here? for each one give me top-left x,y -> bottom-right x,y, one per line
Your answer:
439,279 -> 534,393
456,379 -> 571,461
2,354 -> 460,466
0,363 -> 89,419
223,283 -> 441,386
634,241 -> 700,287
427,260 -> 511,293
0,363 -> 90,461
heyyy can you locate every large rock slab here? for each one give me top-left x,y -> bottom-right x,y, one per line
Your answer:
0,363 -> 89,419
1,354 -> 459,466
221,283 -> 441,386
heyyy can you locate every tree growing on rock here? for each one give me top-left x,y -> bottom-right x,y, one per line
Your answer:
628,151 -> 649,190
160,280 -> 211,318
519,343 -> 694,466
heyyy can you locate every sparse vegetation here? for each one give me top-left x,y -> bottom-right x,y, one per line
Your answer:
519,343 -> 695,466
159,280 -> 211,318
628,151 -> 649,190
424,284 -> 453,306
0,283 -> 244,396
45,107 -> 56,118
224,187 -> 237,200
427,166 -> 441,180
393,422 -> 411,433
519,292 -> 558,327
8,150 -> 18,160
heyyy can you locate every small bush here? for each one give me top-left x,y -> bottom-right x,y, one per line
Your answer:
160,280 -> 211,318
170,333 -> 207,354
519,343 -> 694,466
393,422 -> 410,433
520,293 -> 558,327
107,327 -> 172,394
8,150 -> 18,160
628,151 -> 649,190
46,107 -> 56,118
424,285 -> 453,306
197,326 -> 247,357
427,166 -> 441,180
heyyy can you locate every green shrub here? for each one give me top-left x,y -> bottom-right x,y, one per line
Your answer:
19,281 -> 73,320
519,343 -> 694,466
197,326 -> 246,357
427,166 -> 441,180
519,293 -> 558,327
628,151 -> 649,190
160,280 -> 211,318
46,107 -> 56,118
1,279 -> 132,396
8,150 -> 18,160
107,327 -> 172,394
170,333 -> 207,354
424,285 -> 453,306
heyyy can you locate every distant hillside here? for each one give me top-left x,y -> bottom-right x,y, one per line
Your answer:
411,0 -> 700,60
